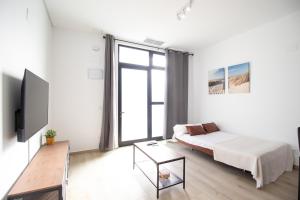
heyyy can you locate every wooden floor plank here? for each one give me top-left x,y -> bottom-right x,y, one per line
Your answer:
67,141 -> 298,200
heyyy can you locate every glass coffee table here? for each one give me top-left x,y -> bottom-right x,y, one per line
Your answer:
133,141 -> 185,199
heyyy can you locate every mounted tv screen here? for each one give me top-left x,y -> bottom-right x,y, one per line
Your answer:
16,69 -> 49,142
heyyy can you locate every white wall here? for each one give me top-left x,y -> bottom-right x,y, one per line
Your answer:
0,0 -> 52,198
50,28 -> 104,152
189,11 -> 300,164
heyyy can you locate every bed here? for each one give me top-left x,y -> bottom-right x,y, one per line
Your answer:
173,124 -> 294,188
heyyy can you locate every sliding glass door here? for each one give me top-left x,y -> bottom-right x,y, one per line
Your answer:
118,45 -> 166,146
121,68 -> 148,142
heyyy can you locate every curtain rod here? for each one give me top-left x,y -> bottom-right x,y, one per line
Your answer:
102,35 -> 194,56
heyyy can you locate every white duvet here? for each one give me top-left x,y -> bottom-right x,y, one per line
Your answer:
173,124 -> 294,188
175,131 -> 238,149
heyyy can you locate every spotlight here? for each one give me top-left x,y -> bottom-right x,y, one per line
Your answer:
177,12 -> 186,20
177,0 -> 193,21
185,5 -> 191,12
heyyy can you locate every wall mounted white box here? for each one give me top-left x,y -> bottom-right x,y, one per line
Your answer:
88,68 -> 103,80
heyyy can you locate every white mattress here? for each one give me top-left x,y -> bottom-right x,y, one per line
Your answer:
176,131 -> 238,150
173,124 -> 294,188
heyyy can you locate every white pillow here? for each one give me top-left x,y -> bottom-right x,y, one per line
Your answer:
172,123 -> 202,139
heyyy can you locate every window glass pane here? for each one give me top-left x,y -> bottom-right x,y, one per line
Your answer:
119,46 -> 149,66
153,54 -> 166,67
152,105 -> 164,137
121,68 -> 148,141
151,70 -> 166,102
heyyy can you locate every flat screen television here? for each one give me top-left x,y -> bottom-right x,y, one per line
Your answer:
15,69 -> 49,142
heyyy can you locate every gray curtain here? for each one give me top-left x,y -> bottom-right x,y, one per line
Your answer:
164,50 -> 189,139
99,34 -> 115,151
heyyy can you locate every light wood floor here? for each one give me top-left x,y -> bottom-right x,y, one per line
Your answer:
67,141 -> 298,200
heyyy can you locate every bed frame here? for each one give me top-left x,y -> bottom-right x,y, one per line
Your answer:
176,137 -> 214,156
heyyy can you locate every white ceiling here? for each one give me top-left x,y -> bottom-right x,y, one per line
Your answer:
45,0 -> 300,51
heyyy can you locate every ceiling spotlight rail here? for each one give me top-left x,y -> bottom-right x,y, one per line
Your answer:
177,0 -> 193,20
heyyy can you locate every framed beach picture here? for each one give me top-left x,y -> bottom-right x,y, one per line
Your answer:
228,63 -> 250,93
208,68 -> 225,94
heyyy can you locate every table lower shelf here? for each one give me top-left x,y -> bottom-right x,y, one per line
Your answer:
135,160 -> 183,190
22,191 -> 59,200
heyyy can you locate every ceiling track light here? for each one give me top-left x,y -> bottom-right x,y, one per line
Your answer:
177,0 -> 193,21
177,12 -> 186,20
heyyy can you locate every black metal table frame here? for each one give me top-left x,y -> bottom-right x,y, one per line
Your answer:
133,144 -> 185,199
7,186 -> 63,200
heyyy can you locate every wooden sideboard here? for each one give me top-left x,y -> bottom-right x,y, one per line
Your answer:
7,141 -> 70,200
298,127 -> 299,200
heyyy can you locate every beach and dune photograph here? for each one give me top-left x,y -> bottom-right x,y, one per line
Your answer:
228,63 -> 250,93
208,68 -> 225,94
